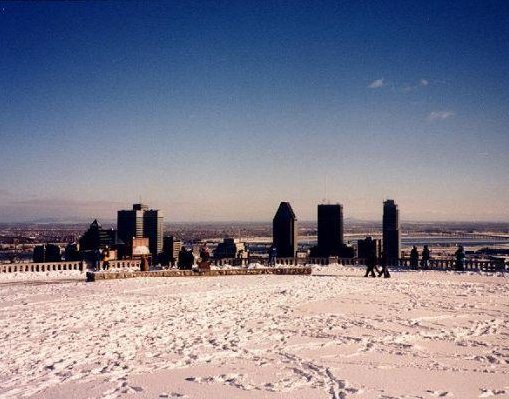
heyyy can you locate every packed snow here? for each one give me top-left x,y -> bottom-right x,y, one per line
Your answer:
0,266 -> 508,398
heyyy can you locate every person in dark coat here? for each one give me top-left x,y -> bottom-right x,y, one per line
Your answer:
178,246 -> 194,270
268,245 -> 277,267
455,245 -> 465,271
410,246 -> 419,268
364,249 -> 379,277
421,245 -> 430,269
378,252 -> 391,278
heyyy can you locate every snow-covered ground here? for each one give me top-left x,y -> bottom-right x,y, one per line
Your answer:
0,267 -> 508,399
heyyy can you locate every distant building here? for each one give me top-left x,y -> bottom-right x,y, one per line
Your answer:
64,243 -> 80,261
117,203 -> 164,259
214,238 -> 248,259
383,199 -> 401,263
317,204 -> 344,257
161,236 -> 182,266
79,219 -> 121,252
272,202 -> 298,258
357,236 -> 381,261
310,203 -> 353,258
143,209 -> 164,258
33,244 -> 61,263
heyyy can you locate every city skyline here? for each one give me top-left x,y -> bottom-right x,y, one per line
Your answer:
1,1 -> 508,223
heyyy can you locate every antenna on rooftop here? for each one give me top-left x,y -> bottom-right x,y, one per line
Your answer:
322,174 -> 328,204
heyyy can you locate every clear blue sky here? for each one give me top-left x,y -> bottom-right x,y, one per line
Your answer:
1,1 -> 508,222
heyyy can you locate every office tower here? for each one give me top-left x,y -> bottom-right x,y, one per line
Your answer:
143,209 -> 164,257
79,219 -> 118,251
33,244 -> 61,263
214,238 -> 247,259
383,199 -> 401,263
162,236 -> 182,265
272,202 -> 298,258
64,243 -> 80,261
117,203 -> 164,258
117,207 -> 144,244
317,204 -> 344,257
357,236 -> 381,261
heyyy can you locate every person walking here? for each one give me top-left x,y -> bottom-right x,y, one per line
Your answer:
410,246 -> 419,269
421,245 -> 430,269
364,249 -> 379,277
378,251 -> 391,278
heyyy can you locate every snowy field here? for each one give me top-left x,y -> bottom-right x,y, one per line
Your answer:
0,267 -> 508,399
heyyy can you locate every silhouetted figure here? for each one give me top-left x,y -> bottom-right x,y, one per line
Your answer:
364,250 -> 378,277
199,243 -> 210,262
421,245 -> 430,269
198,243 -> 211,271
378,251 -> 391,278
410,246 -> 419,268
455,245 -> 465,271
140,255 -> 149,271
178,246 -> 194,270
268,245 -> 277,267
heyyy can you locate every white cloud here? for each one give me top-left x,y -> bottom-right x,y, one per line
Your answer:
427,111 -> 455,121
368,78 -> 385,89
420,79 -> 429,86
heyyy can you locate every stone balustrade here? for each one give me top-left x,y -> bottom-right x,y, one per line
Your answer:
102,260 -> 142,271
87,266 -> 313,282
0,261 -> 84,273
1,256 -> 505,275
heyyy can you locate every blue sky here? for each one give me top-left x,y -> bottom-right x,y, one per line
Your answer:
1,1 -> 508,222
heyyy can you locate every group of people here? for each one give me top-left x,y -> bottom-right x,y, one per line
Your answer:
410,245 -> 431,268
364,253 -> 391,278
365,244 -> 468,276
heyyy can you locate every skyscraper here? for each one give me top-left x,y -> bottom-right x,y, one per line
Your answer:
117,203 -> 164,258
272,202 -> 297,258
383,199 -> 401,264
317,204 -> 344,257
143,209 -> 164,256
162,236 -> 182,266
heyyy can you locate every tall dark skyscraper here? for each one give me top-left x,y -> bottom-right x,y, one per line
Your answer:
383,199 -> 401,263
143,209 -> 164,257
117,203 -> 164,258
272,202 -> 297,258
317,204 -> 344,257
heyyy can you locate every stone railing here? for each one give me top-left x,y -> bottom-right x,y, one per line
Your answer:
0,261 -> 85,273
212,258 -> 249,267
390,258 -> 506,272
101,260 -> 142,271
0,259 -> 142,274
88,266 -> 312,282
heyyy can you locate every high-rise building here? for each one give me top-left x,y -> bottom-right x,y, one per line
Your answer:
317,204 -> 344,257
64,243 -> 81,261
117,208 -> 144,245
162,236 -> 182,265
79,219 -> 118,251
272,202 -> 297,258
33,244 -> 61,263
383,199 -> 401,264
143,209 -> 164,257
214,238 -> 248,259
117,203 -> 164,258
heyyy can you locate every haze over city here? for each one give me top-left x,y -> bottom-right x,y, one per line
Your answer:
1,1 -> 508,222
